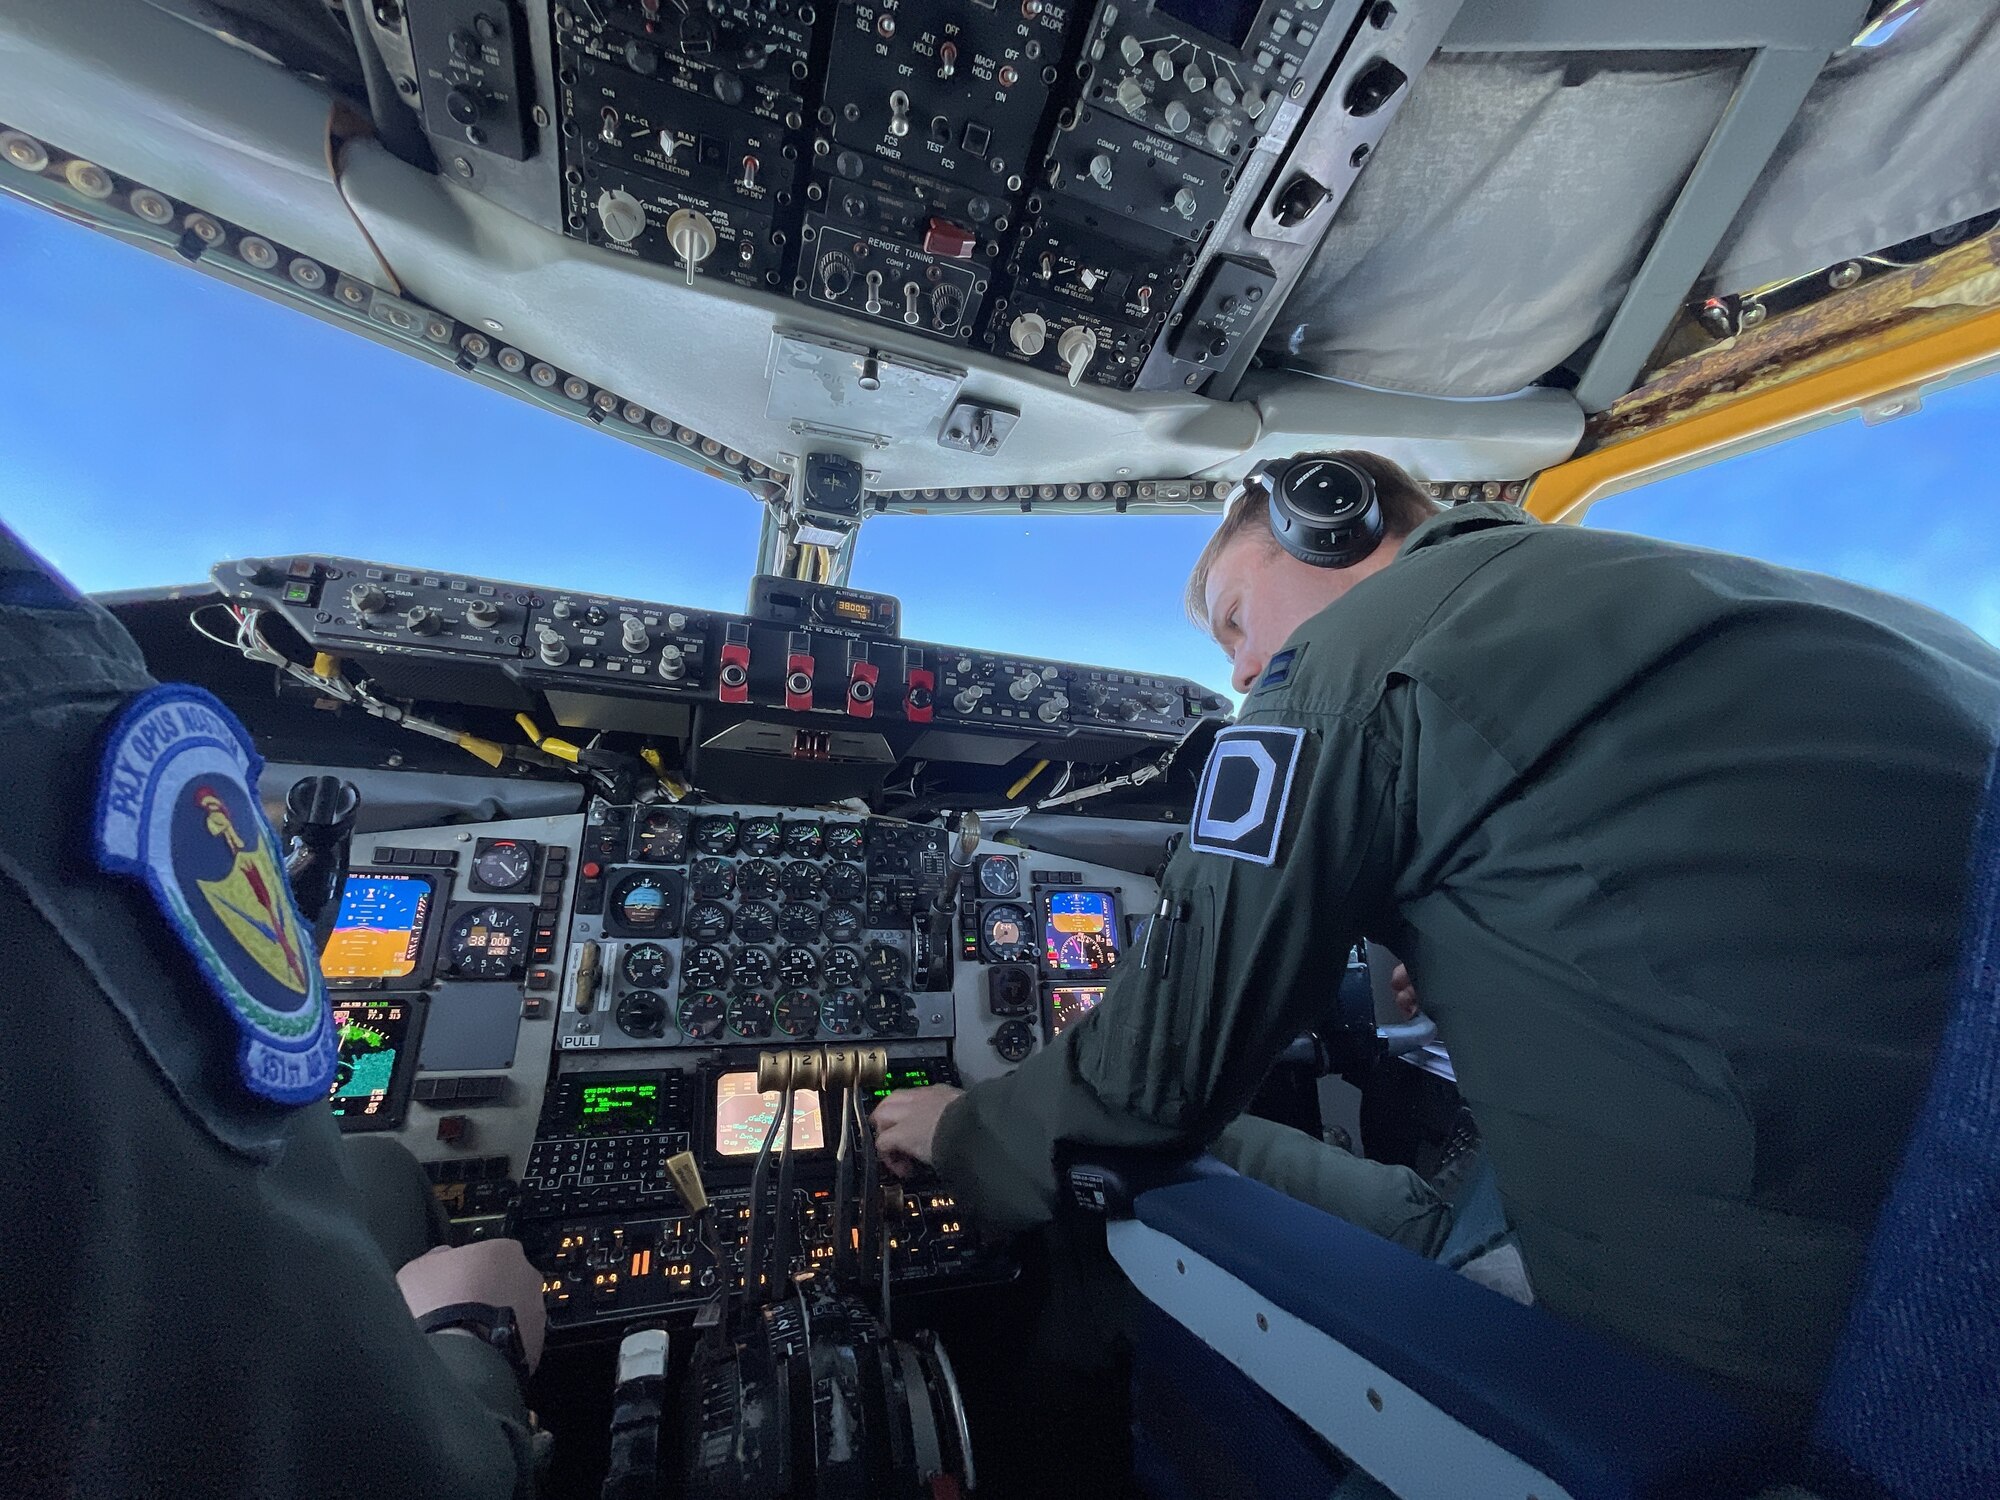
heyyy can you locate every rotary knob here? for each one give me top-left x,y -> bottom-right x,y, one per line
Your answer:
1114,77 -> 1146,115
666,611 -> 688,631
621,617 -> 650,654
596,189 -> 647,246
1009,670 -> 1040,701
1184,63 -> 1208,93
1057,324 -> 1098,387
1009,312 -> 1049,357
1164,99 -> 1192,134
465,598 -> 500,628
348,583 -> 388,615
1119,35 -> 1144,67
1173,186 -> 1200,220
1037,693 -> 1069,723
1151,50 -> 1175,81
819,252 -> 855,298
658,643 -> 686,681
665,207 -> 718,285
405,605 -> 444,636
1206,119 -> 1236,154
537,626 -> 570,667
1089,152 -> 1116,188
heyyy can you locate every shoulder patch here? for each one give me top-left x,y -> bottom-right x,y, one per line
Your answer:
1254,646 -> 1303,694
1188,723 -> 1307,866
95,685 -> 336,1104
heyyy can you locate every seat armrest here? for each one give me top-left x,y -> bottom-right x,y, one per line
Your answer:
1127,1175 -> 1785,1500
1057,1147 -> 1236,1219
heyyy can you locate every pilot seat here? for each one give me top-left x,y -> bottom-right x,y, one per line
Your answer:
1080,743 -> 2000,1500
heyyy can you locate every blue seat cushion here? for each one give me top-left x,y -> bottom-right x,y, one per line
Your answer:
1136,1175 -> 1782,1500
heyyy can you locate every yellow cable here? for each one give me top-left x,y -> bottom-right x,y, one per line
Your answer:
1007,759 -> 1051,801
312,651 -> 341,679
514,712 -> 544,745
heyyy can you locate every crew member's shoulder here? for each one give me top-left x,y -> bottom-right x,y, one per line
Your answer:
1248,504 -> 1543,710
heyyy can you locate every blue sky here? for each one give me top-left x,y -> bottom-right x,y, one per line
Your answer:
2,188 -> 1995,703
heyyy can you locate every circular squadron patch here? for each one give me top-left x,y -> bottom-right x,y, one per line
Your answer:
95,684 -> 336,1104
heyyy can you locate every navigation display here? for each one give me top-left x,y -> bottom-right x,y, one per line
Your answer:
1043,891 -> 1120,972
321,873 -> 432,982
714,1070 -> 826,1157
330,1000 -> 413,1127
1048,986 -> 1105,1038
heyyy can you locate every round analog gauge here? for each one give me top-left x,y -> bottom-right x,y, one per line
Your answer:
993,1018 -> 1036,1063
864,989 -> 918,1037
779,903 -> 822,943
778,946 -> 818,987
977,854 -> 1020,898
690,857 -> 736,900
473,840 -> 535,891
781,862 -> 825,903
622,941 -> 674,988
611,872 -> 678,934
782,821 -> 824,859
678,990 -> 727,1040
740,817 -> 783,856
735,901 -> 778,945
615,989 -> 668,1039
822,904 -> 863,944
682,945 -> 729,989
823,946 -> 862,986
864,942 -> 908,991
733,947 -> 774,991
637,808 -> 688,861
981,903 -> 1034,963
728,993 -> 773,1038
738,859 -> 782,901
685,900 -> 732,942
820,989 -> 865,1036
446,905 -> 527,979
775,989 -> 819,1038
827,824 -> 865,858
694,815 -> 740,856
824,861 -> 866,903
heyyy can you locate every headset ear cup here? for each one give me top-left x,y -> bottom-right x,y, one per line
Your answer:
1265,456 -> 1386,569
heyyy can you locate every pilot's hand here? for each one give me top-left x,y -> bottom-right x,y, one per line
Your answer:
1390,963 -> 1420,1020
872,1084 -> 964,1178
397,1239 -> 549,1373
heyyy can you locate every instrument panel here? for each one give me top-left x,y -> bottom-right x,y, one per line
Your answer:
217,557 -> 1227,753
561,802 -> 952,1052
397,0 -> 1347,394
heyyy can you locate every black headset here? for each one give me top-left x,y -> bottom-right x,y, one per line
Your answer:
1244,454 -> 1386,569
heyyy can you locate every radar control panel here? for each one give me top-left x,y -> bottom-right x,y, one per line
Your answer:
384,0 -> 1348,394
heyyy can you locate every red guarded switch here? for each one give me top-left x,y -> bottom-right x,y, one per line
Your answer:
923,217 -> 977,259
718,621 -> 751,704
785,630 -> 815,712
904,648 -> 935,724
846,639 -> 879,718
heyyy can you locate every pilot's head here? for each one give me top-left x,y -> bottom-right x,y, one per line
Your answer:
1187,450 -> 1439,693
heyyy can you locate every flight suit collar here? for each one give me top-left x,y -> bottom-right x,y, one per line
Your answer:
1397,500 -> 1536,559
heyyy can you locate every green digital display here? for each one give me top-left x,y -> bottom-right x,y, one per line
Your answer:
579,1081 -> 658,1133
869,1064 -> 941,1100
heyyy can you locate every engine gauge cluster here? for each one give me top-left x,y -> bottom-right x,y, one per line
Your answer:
560,802 -> 939,1051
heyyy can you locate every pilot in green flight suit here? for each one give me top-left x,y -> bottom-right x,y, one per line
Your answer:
875,450 -> 2000,1438
0,522 -> 543,1498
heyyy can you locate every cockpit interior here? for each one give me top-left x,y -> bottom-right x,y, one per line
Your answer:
6,0 -> 1999,1495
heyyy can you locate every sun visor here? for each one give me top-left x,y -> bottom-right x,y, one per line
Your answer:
1261,51 -> 1744,399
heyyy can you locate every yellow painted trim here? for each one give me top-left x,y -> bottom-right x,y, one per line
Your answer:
1527,304 -> 2000,522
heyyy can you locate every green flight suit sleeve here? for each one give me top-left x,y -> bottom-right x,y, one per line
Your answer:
934,698 -> 1403,1234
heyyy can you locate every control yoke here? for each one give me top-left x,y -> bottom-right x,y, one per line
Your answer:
281,774 -> 359,943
